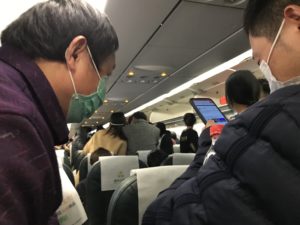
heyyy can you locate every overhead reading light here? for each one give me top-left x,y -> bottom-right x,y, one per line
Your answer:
128,71 -> 135,76
86,0 -> 108,13
125,99 -> 129,103
125,49 -> 252,117
161,72 -> 167,77
104,99 -> 108,103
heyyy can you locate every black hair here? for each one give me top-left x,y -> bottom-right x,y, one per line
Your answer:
105,112 -> 127,141
225,70 -> 260,107
156,122 -> 167,136
244,0 -> 300,40
90,147 -> 111,165
132,111 -> 147,121
1,0 -> 119,67
183,113 -> 196,127
258,78 -> 271,96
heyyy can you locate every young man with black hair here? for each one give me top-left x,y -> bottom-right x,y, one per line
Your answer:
0,0 -> 118,224
143,1 -> 300,224
179,113 -> 198,153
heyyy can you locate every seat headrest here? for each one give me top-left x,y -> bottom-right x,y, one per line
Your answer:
136,150 -> 151,165
172,153 -> 195,165
131,165 -> 188,225
100,156 -> 139,191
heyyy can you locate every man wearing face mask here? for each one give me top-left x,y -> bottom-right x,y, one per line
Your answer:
0,0 -> 118,224
142,1 -> 300,225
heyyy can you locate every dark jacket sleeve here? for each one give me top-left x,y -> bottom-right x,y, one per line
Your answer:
0,114 -> 61,225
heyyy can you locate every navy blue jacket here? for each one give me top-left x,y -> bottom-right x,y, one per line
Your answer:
143,84 -> 300,225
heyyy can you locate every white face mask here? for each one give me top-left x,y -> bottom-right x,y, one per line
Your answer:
259,20 -> 285,93
259,19 -> 300,93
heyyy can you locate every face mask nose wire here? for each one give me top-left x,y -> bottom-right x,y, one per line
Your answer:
267,19 -> 285,64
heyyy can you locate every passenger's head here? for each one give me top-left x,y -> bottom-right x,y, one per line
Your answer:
1,0 -> 118,66
156,122 -> 167,136
106,112 -> 127,140
183,113 -> 196,127
244,0 -> 300,84
90,147 -> 112,165
1,0 -> 118,119
258,78 -> 271,98
225,70 -> 260,113
132,112 -> 147,121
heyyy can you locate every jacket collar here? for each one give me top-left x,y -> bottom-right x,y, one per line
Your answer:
0,45 -> 68,144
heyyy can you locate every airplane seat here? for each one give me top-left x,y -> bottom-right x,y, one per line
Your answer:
78,154 -> 92,182
136,150 -> 151,165
173,144 -> 180,153
63,154 -> 72,168
107,166 -> 188,225
73,152 -> 85,171
63,163 -> 75,186
161,153 -> 196,166
85,156 -> 144,225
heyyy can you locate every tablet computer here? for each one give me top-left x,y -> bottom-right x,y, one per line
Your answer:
190,98 -> 228,125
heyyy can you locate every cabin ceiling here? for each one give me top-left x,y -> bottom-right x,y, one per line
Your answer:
84,0 -> 250,127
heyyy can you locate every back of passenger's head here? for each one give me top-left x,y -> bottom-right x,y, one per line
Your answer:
183,113 -> 196,127
107,112 -> 127,140
225,70 -> 260,108
258,78 -> 271,97
110,112 -> 126,126
156,122 -> 166,136
1,0 -> 119,66
132,111 -> 147,121
90,147 -> 112,165
244,0 -> 299,40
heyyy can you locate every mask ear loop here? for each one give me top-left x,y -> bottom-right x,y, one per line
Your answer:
65,50 -> 79,97
267,19 -> 285,63
86,46 -> 102,81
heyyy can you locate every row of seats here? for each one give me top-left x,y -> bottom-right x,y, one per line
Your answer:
61,151 -> 196,225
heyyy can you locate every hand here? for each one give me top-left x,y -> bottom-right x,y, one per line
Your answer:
205,120 -> 216,128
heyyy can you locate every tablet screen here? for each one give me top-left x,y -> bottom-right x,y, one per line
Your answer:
190,98 -> 227,125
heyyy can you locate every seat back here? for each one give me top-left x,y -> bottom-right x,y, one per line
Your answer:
136,150 -> 151,165
78,154 -> 92,181
86,156 -> 143,225
107,166 -> 188,225
63,164 -> 75,186
173,144 -> 180,153
161,153 -> 196,165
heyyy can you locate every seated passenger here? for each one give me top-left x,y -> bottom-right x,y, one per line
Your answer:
83,112 -> 127,155
76,147 -> 112,209
123,111 -> 160,155
180,113 -> 198,153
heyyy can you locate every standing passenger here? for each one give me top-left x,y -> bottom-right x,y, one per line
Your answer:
0,0 -> 118,224
83,112 -> 127,155
179,113 -> 198,153
123,111 -> 160,155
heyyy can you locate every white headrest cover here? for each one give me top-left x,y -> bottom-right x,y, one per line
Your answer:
137,150 -> 151,164
172,153 -> 195,165
100,156 -> 139,191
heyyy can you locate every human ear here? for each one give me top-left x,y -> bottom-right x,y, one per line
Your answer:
65,36 -> 88,71
284,5 -> 300,29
